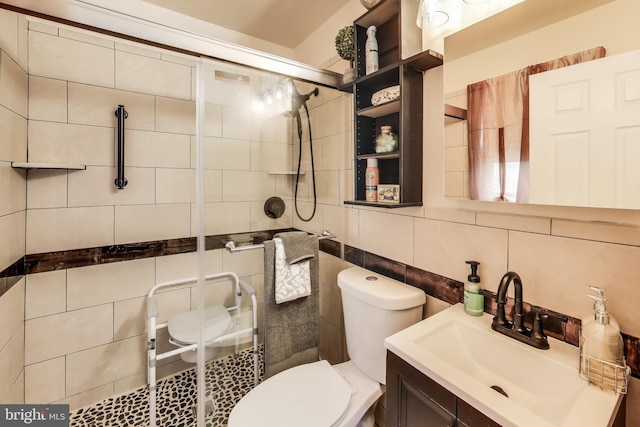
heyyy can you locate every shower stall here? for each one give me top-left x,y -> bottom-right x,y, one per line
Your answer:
0,3 -> 350,426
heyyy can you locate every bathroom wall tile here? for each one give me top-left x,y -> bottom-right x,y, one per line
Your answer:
25,304 -> 113,365
0,324 -> 24,404
198,137 -> 251,171
250,141 -> 290,172
115,41 -> 161,59
203,68 -> 250,108
27,20 -> 58,36
476,212 -> 551,235
55,383 -> 114,411
358,209 -> 414,265
0,212 -> 25,272
115,50 -> 191,100
68,166 -> 155,207
508,231 -> 640,338
189,276 -> 237,308
250,199 -> 292,232
24,357 -> 65,404
115,204 -> 191,244
223,171 -> 276,202
28,76 -> 67,122
423,207 -> 475,225
321,205 -> 349,248
59,27 -> 114,49
222,105 -> 252,140
26,206 -> 114,253
27,121 -> 114,166
424,295 -> 451,319
25,169 -> 66,209
128,130 -> 191,168
113,372 -> 146,396
113,288 -> 190,340
250,274 -> 265,306
222,246 -> 264,278
203,103 -> 223,137
197,201 -> 251,236
444,171 -> 465,198
552,219 -> 640,246
0,277 -> 24,350
0,51 -> 27,117
160,51 -> 198,68
293,202 -> 325,236
0,163 -> 26,215
66,334 -> 148,395
444,145 -> 468,172
319,317 -> 341,365
29,31 -> 114,88
156,168 -> 196,204
0,10 -> 19,63
155,251 -> 222,285
414,218 -> 509,293
444,119 -> 466,148
251,114 -> 287,144
0,106 -> 27,161
274,174 -> 294,199
67,258 -> 155,310
321,133 -> 347,171
68,83 -> 155,131
311,98 -> 339,140
156,96 -> 195,135
25,270 -> 66,319
316,170 -> 340,205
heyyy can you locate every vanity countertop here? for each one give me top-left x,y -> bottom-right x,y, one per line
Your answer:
384,304 -> 624,427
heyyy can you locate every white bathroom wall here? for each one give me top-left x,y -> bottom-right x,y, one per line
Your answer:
0,7 -> 27,405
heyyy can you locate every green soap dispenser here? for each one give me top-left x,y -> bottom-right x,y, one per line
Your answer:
464,261 -> 484,316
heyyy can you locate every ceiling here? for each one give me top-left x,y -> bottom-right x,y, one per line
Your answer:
141,0 -> 354,49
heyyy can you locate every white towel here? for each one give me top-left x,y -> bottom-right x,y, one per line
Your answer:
274,237 -> 311,304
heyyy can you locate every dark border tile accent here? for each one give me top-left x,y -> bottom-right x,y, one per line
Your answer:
363,252 -> 406,282
623,333 -> 640,378
344,245 -> 365,267
0,257 -> 24,278
406,265 -> 463,305
319,238 -> 341,258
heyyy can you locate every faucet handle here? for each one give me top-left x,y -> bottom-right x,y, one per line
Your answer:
531,309 -> 548,342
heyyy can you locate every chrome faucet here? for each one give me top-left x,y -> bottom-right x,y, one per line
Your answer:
491,272 -> 549,349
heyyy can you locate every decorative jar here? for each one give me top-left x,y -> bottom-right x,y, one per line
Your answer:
375,126 -> 398,153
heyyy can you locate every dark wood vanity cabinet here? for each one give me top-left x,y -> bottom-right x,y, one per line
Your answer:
340,0 -> 442,208
386,351 -> 501,427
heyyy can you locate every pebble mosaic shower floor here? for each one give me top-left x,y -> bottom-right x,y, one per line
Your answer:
69,346 -> 264,427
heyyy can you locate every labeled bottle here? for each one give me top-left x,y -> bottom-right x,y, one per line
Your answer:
365,158 -> 379,201
463,260 -> 484,316
580,286 -> 625,391
365,26 -> 379,75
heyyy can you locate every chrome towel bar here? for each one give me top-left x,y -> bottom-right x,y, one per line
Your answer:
225,230 -> 336,253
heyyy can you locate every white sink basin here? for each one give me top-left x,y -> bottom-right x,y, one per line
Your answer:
384,304 -> 623,427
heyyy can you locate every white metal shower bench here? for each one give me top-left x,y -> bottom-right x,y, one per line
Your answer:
146,272 -> 259,427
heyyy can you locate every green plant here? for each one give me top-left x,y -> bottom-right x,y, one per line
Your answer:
335,25 -> 355,64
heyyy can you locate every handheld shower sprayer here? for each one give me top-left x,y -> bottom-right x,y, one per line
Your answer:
287,79 -> 320,222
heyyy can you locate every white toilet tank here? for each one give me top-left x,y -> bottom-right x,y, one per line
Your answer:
337,266 -> 426,385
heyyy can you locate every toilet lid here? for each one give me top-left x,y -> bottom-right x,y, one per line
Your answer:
228,360 -> 352,427
167,305 -> 231,344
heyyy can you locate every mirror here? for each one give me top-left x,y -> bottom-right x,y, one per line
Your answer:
443,0 -> 640,210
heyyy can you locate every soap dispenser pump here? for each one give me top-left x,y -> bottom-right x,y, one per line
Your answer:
580,286 -> 626,391
464,261 -> 483,316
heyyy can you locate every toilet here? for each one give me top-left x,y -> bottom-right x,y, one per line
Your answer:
228,266 -> 426,427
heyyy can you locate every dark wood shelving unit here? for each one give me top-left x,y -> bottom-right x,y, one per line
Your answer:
340,0 -> 443,208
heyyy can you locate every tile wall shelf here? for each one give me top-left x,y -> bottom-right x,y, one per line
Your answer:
444,104 -> 467,123
11,162 -> 86,170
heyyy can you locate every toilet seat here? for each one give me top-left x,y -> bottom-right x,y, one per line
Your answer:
167,305 -> 231,345
228,360 -> 352,427
229,360 -> 383,427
